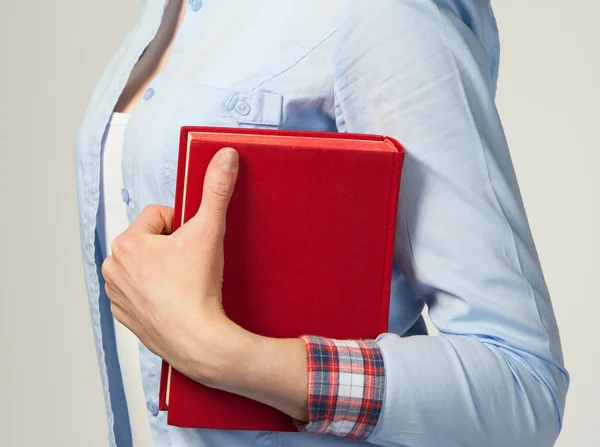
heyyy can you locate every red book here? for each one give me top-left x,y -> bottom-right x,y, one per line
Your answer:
158,126 -> 405,431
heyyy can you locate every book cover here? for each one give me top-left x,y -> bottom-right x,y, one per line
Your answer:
158,126 -> 404,431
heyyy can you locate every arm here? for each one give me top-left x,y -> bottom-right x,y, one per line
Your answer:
204,2 -> 568,446
103,2 -> 568,445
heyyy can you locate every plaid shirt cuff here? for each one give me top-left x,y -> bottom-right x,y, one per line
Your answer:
294,335 -> 385,440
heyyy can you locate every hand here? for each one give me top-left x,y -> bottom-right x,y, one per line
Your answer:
102,146 -> 309,421
101,147 -> 252,383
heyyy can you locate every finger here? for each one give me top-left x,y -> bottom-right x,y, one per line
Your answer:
110,300 -> 133,329
101,254 -> 127,290
128,204 -> 174,235
101,255 -> 114,283
104,280 -> 129,310
183,147 -> 239,239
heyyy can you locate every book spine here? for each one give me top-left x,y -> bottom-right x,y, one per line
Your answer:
380,149 -> 405,332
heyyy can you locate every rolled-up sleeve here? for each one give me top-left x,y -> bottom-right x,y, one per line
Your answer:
297,1 -> 569,446
294,335 -> 385,439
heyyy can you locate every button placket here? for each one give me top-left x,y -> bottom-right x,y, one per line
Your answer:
142,0 -> 200,107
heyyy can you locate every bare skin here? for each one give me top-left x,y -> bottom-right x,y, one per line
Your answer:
114,0 -> 186,114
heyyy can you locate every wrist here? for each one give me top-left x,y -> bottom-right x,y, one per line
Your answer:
186,316 -> 256,387
193,326 -> 309,422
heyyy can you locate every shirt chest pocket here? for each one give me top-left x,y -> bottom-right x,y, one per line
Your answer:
163,84 -> 284,194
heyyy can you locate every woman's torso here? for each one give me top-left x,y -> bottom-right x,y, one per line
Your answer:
75,1 -> 500,446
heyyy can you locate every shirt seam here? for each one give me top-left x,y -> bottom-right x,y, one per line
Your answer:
249,11 -> 343,92
432,5 -> 553,353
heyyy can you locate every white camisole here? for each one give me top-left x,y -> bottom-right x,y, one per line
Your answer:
97,112 -> 154,446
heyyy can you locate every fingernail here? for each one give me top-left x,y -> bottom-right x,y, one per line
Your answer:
219,148 -> 238,171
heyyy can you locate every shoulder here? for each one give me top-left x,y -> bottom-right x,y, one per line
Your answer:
339,0 -> 443,34
334,0 -> 447,65
333,0 -> 449,81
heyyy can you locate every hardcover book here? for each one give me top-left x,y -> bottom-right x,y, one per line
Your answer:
158,126 -> 405,431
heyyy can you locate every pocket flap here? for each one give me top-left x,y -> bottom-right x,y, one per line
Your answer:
227,91 -> 283,126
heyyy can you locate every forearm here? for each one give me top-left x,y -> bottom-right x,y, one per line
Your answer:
197,327 -> 310,423
195,325 -> 565,447
370,333 -> 566,447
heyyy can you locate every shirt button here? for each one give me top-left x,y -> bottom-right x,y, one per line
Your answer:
189,0 -> 203,12
143,87 -> 155,101
121,188 -> 130,204
234,100 -> 251,116
147,400 -> 159,417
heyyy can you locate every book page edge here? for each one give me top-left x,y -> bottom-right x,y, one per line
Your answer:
166,130 -> 193,407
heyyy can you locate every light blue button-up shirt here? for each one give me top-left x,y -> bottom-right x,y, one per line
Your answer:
73,1 -> 568,446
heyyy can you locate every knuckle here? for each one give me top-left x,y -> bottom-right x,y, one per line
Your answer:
111,234 -> 133,257
110,239 -> 121,257
143,204 -> 159,214
146,203 -> 168,218
110,302 -> 123,322
101,258 -> 113,281
207,179 -> 233,199
104,282 -> 115,301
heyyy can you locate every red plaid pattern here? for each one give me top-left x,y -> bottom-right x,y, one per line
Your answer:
294,335 -> 385,439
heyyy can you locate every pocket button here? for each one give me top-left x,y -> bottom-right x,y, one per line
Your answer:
234,100 -> 251,116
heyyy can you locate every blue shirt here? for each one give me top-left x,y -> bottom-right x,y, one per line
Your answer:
73,1 -> 569,446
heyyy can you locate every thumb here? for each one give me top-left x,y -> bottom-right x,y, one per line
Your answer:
185,147 -> 239,240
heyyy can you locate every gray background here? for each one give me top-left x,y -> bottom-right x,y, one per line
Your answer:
0,1 -> 598,446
